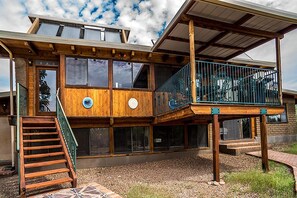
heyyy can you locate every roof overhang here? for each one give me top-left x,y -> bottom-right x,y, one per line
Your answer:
152,0 -> 297,60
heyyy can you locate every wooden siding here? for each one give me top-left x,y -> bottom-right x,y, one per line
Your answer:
28,65 -> 35,116
62,88 -> 110,117
112,90 -> 153,117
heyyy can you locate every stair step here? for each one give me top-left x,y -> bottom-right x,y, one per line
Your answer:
24,152 -> 65,159
23,138 -> 60,143
23,127 -> 56,130
220,139 -> 254,144
221,142 -> 260,148
24,145 -> 62,151
25,159 -> 67,168
23,132 -> 58,136
23,120 -> 55,124
26,177 -> 73,190
25,168 -> 70,179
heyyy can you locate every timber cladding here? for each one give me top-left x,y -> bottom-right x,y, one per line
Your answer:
62,88 -> 110,117
112,90 -> 153,117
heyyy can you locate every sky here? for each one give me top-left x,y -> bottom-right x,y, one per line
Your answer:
0,0 -> 297,92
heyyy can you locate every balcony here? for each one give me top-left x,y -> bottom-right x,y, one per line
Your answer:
155,60 -> 279,115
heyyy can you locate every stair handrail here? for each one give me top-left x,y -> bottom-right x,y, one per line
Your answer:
56,88 -> 78,170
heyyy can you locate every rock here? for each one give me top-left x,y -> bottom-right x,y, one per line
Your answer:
207,181 -> 213,185
213,181 -> 220,186
219,181 -> 225,185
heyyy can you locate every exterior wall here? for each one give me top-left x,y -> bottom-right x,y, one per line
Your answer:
15,58 -> 27,87
0,116 -> 11,162
256,96 -> 297,143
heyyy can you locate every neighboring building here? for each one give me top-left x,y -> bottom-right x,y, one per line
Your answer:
0,0 -> 297,196
0,91 -> 15,164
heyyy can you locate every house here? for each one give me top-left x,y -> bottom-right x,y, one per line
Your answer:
1,0 -> 297,196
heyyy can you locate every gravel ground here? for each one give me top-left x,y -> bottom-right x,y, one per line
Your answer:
0,153 -> 261,198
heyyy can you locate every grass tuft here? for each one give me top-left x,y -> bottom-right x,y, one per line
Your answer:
285,143 -> 297,155
225,161 -> 295,197
127,184 -> 172,198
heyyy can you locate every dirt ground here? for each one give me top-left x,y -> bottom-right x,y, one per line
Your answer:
0,152 -> 263,198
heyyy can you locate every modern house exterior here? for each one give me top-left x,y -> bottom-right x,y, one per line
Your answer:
1,0 -> 297,196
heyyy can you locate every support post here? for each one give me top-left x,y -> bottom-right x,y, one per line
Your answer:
212,115 -> 220,182
260,115 -> 269,172
189,20 -> 197,103
0,41 -> 15,168
109,127 -> 114,154
184,124 -> 188,149
149,125 -> 154,152
275,37 -> 283,105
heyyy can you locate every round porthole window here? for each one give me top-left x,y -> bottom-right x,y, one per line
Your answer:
82,97 -> 93,109
128,98 -> 138,109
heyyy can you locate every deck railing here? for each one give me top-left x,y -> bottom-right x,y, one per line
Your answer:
16,83 -> 28,189
56,88 -> 78,170
155,60 -> 280,115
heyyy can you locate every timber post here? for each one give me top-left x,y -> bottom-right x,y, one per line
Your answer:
189,20 -> 197,103
275,37 -> 283,105
212,114 -> 220,182
260,115 -> 269,172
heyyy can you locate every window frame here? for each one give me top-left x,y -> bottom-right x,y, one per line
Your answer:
112,60 -> 150,90
267,103 -> 288,124
65,56 -> 109,89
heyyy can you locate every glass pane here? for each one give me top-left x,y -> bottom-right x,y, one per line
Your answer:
132,127 -> 149,152
61,26 -> 81,39
170,126 -> 184,147
153,126 -> 169,151
84,28 -> 101,41
188,125 -> 208,148
39,70 -> 56,112
73,129 -> 90,156
88,59 -> 108,87
133,63 -> 148,89
114,127 -> 132,154
105,31 -> 121,43
132,63 -> 143,82
89,128 -> 109,155
37,23 -> 59,36
113,61 -> 132,88
66,57 -> 87,85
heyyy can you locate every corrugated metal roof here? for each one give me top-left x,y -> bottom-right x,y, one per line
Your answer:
152,0 -> 297,60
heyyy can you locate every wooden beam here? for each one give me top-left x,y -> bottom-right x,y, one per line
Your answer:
189,20 -> 197,103
112,49 -> 116,57
131,50 -> 135,58
196,14 -> 254,53
122,29 -> 128,43
157,49 -> 222,60
150,125 -> 154,152
147,52 -> 152,60
212,114 -> 220,182
24,41 -> 37,55
92,47 -> 96,55
275,37 -> 283,105
260,115 -> 269,172
27,18 -> 40,34
70,45 -> 76,53
183,15 -> 283,39
167,36 -> 245,51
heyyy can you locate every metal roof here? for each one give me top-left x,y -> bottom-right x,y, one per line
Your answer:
152,0 -> 297,60
0,91 -> 16,98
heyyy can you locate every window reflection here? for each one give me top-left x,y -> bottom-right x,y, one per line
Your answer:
37,23 -> 59,36
39,70 -> 56,112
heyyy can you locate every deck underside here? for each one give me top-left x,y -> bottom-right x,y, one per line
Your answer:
154,104 -> 285,124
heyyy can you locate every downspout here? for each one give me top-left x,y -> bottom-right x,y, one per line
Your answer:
0,41 -> 15,168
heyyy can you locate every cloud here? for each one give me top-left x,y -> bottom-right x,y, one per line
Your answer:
0,0 -> 296,91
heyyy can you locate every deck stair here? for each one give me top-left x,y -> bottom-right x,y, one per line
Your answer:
19,116 -> 77,197
219,139 -> 261,155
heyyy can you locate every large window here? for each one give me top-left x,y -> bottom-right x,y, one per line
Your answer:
66,57 -> 108,87
267,104 -> 288,123
114,127 -> 149,154
153,126 -> 184,151
73,128 -> 109,156
113,61 -> 149,89
188,125 -> 208,148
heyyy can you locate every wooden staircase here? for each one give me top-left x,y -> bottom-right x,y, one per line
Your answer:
19,116 -> 77,197
219,139 -> 261,155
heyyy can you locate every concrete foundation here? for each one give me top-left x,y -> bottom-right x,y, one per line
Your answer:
0,116 -> 11,162
267,134 -> 297,144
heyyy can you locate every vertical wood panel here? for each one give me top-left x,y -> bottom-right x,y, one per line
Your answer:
59,55 -> 66,105
113,90 -> 153,117
28,65 -> 35,116
109,127 -> 114,154
149,125 -> 154,152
